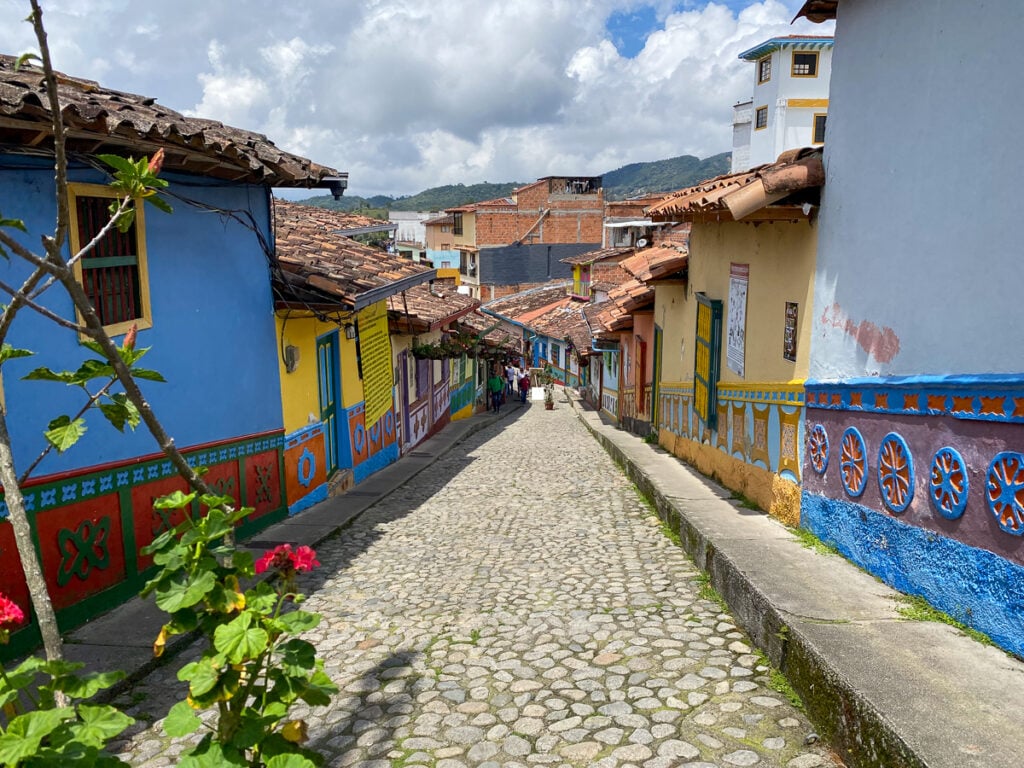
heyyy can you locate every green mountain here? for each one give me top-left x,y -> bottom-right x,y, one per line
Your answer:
298,152 -> 731,215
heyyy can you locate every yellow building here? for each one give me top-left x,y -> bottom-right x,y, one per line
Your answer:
647,148 -> 823,524
273,202 -> 438,510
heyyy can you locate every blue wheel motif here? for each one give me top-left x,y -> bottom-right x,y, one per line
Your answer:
986,452 -> 1024,535
808,424 -> 829,475
840,427 -> 867,497
353,424 -> 365,453
384,410 -> 395,437
297,447 -> 316,488
929,447 -> 968,520
877,433 -> 914,514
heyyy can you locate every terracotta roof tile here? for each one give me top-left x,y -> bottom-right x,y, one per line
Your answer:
647,147 -> 823,220
620,246 -> 688,282
560,246 -> 633,266
386,282 -> 477,330
274,200 -> 432,308
483,281 -> 571,322
0,54 -> 336,186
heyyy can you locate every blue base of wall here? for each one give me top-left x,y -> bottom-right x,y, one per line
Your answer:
801,491 -> 1024,658
288,483 -> 328,516
353,444 -> 400,485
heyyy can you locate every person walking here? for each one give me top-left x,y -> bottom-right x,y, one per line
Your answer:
519,370 -> 531,403
488,368 -> 505,413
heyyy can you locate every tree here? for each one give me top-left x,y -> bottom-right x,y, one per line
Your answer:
0,0 -> 220,666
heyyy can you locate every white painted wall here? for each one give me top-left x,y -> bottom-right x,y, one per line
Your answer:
811,0 -> 1024,379
745,45 -> 832,169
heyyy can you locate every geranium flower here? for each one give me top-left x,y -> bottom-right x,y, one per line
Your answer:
254,543 -> 319,576
0,593 -> 25,629
292,546 -> 319,573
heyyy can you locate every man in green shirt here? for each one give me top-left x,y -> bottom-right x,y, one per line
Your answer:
488,369 -> 505,413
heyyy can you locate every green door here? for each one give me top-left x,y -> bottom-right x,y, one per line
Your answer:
317,330 -> 341,475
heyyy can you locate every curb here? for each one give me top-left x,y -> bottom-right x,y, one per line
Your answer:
567,393 -> 924,768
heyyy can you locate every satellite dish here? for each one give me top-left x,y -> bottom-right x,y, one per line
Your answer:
635,238 -> 648,248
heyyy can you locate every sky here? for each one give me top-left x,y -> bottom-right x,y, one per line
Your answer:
0,0 -> 832,199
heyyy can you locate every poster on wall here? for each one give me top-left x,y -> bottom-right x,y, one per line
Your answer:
357,300 -> 394,429
783,302 -> 799,362
726,263 -> 749,377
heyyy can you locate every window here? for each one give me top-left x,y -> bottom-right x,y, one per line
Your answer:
757,56 -> 771,83
452,213 -> 463,236
69,183 -> 151,335
813,113 -> 827,144
755,106 -> 768,130
552,344 -> 561,368
791,51 -> 818,77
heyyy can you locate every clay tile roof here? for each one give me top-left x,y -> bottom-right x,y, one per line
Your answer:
647,147 -> 823,221
274,200 -> 433,309
0,54 -> 337,186
422,213 -> 454,226
483,281 -> 572,323
793,1 -> 838,22
460,309 -> 517,347
560,246 -> 633,266
594,277 -> 655,333
446,197 -> 516,213
386,281 -> 477,330
619,245 -> 688,283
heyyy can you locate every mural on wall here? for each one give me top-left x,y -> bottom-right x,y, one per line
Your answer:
346,401 -> 399,484
0,430 -> 286,658
801,374 -> 1024,657
283,423 -> 328,516
358,301 -> 394,428
726,263 -> 749,377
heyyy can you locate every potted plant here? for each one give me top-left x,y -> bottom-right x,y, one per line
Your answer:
544,382 -> 555,410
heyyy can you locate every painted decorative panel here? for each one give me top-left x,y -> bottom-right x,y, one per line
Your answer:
36,494 -> 126,611
283,423 -> 328,517
131,475 -> 190,572
405,400 -> 430,453
731,402 -> 746,457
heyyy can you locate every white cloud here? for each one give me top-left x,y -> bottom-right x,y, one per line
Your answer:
0,0 -> 832,196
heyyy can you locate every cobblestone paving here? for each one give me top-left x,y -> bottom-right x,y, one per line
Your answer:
113,398 -> 843,768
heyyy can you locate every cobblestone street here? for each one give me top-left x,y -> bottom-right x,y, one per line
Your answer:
113,399 -> 842,768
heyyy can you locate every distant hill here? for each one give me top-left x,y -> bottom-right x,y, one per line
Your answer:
298,152 -> 731,215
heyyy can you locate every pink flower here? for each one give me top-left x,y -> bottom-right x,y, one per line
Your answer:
0,594 -> 25,629
292,546 -> 320,573
147,148 -> 165,175
254,543 -> 319,576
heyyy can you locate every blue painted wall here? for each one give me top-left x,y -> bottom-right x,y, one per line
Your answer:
0,156 -> 283,475
802,492 -> 1024,658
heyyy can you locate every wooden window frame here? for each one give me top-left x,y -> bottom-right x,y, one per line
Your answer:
812,112 -> 827,144
68,182 -> 152,339
755,105 -> 768,131
757,56 -> 771,84
452,212 -> 463,236
791,51 -> 819,78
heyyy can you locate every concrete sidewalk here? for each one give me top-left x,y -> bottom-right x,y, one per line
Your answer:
64,399 -> 528,692
565,390 -> 1024,768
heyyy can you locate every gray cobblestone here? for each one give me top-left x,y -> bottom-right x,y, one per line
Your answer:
113,404 -> 841,768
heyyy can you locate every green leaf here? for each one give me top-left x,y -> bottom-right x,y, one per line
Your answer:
23,366 -> 78,383
143,194 -> 173,214
178,658 -> 220,698
163,700 -> 201,738
44,415 -> 87,453
0,708 -> 76,763
71,358 -> 115,383
130,367 -> 166,382
0,216 -> 28,233
55,669 -> 126,700
178,735 -> 248,768
96,154 -> 137,175
245,581 -> 279,614
70,704 -> 133,747
278,638 -> 316,673
14,53 -> 41,71
214,612 -> 269,664
266,754 -> 318,768
153,490 -> 196,510
80,340 -> 106,357
0,344 -> 32,363
98,394 -> 140,433
274,610 -> 321,635
154,570 -> 216,613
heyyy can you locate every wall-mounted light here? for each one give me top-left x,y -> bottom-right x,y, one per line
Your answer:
284,344 -> 300,373
322,175 -> 349,200
344,323 -> 357,340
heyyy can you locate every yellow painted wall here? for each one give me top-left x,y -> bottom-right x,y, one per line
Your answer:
679,220 -> 816,384
276,313 -> 362,434
654,284 -> 688,384
454,213 -> 477,248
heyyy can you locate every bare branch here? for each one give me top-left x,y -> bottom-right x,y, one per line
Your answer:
28,0 -> 70,251
17,379 -> 114,485
0,275 -> 91,333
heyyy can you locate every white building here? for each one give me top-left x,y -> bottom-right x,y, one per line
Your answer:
731,35 -> 833,172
